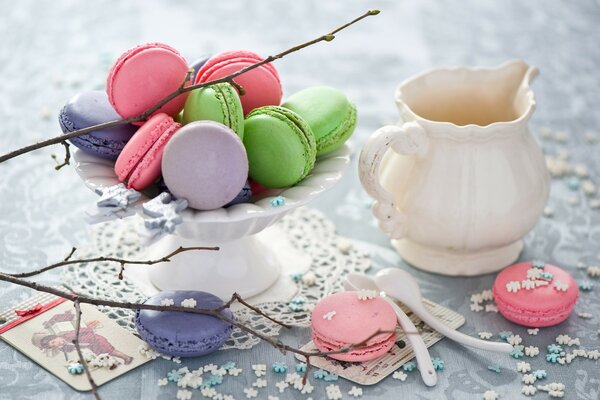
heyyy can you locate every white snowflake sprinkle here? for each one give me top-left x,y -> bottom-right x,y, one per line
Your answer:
525,346 -> 540,357
527,269 -> 542,279
243,387 -> 258,398
527,328 -> 539,336
508,335 -> 522,346
485,304 -> 498,313
521,280 -> 536,290
478,332 -> 493,340
348,386 -> 363,397
470,303 -> 484,312
577,312 -> 593,319
548,390 -> 565,398
322,311 -> 337,320
555,335 -> 571,345
300,381 -> 314,394
204,364 -> 218,373
392,370 -> 407,381
253,378 -> 267,388
326,384 -> 343,400
587,266 -> 600,277
516,362 -> 531,373
160,298 -> 175,307
228,367 -> 242,376
553,280 -> 569,292
568,338 -> 580,346
201,387 -> 217,397
522,374 -> 536,384
285,373 -> 301,384
158,378 -> 168,386
180,298 -> 197,308
481,289 -> 494,301
357,289 -> 378,301
470,293 -> 484,304
275,380 -> 289,392
483,390 -> 499,400
176,389 -> 192,400
252,364 -> 267,377
587,350 -> 600,360
506,281 -> 521,293
522,385 -> 537,396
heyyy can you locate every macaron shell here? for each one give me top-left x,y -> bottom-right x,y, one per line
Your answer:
243,106 -> 316,188
162,121 -> 249,210
135,290 -> 233,357
115,113 -> 180,190
493,262 -> 579,327
282,86 -> 357,156
182,83 -> 244,138
107,43 -> 190,120
312,330 -> 395,362
195,51 -> 282,115
58,91 -> 137,159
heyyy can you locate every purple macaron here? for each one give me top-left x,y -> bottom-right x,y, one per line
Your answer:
58,90 -> 138,159
162,121 -> 249,210
135,290 -> 234,357
226,180 -> 252,207
190,56 -> 210,82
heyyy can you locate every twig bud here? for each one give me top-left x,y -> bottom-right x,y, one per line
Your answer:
324,34 -> 335,41
368,9 -> 380,15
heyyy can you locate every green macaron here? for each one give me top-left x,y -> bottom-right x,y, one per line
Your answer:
281,86 -> 357,156
243,106 -> 316,188
182,82 -> 244,139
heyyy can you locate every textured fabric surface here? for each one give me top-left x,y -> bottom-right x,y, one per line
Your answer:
0,1 -> 599,399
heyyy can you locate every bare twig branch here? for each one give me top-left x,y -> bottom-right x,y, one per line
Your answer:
0,10 -> 379,165
72,300 -> 101,399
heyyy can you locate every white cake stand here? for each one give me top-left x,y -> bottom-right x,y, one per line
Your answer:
72,144 -> 351,299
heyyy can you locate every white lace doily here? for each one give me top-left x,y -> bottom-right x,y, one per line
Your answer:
61,207 -> 371,350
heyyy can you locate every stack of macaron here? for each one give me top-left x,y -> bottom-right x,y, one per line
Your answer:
59,42 -> 357,211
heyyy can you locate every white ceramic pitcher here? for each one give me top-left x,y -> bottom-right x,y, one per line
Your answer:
359,60 -> 550,276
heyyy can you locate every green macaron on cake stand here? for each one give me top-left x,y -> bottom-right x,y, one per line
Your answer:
72,143 -> 351,300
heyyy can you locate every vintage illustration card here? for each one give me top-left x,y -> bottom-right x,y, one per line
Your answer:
0,292 -> 150,391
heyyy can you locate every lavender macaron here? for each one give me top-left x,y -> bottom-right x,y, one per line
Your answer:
162,121 -> 249,210
58,90 -> 138,159
135,290 -> 234,357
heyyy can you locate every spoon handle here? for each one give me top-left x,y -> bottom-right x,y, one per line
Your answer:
408,302 -> 513,354
385,299 -> 437,387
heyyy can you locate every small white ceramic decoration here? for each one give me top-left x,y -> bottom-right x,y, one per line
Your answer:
73,144 -> 351,299
359,60 -> 550,275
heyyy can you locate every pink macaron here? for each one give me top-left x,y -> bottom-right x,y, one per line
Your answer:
114,113 -> 180,190
107,43 -> 190,121
493,261 -> 579,328
311,291 -> 397,362
194,50 -> 282,115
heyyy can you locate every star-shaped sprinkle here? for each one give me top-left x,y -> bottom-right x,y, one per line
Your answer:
326,384 -> 342,400
540,271 -> 554,281
432,357 -> 444,371
300,381 -> 314,394
487,364 -> 501,373
546,352 -> 560,363
176,389 -> 192,400
252,378 -> 267,388
168,370 -> 182,382
478,332 -> 493,340
96,183 -> 141,209
522,385 -> 537,396
522,374 -> 536,384
348,386 -> 363,397
507,335 -> 522,346
142,192 -> 188,241
547,344 -> 563,354
471,293 -> 484,303
483,389 -> 499,400
525,346 -> 540,357
288,303 -> 303,312
285,372 -> 301,384
272,362 -> 288,373
402,361 -> 417,372
322,311 -> 336,320
181,298 -> 197,308
392,370 -> 407,381
270,196 -> 286,207
295,363 -> 307,373
527,328 -> 539,336
252,364 -> 266,377
553,280 -> 569,292
517,362 -> 531,373
511,345 -> 525,359
221,361 -> 236,370
587,350 -> 600,360
275,380 -> 288,392
532,260 -> 546,269
243,387 -> 258,398
506,281 -> 521,293
579,280 -> 594,291
532,370 -> 547,379
357,289 -> 378,300
498,331 -> 513,341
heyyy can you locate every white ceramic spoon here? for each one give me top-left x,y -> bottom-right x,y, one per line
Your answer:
344,274 -> 437,387
373,268 -> 513,354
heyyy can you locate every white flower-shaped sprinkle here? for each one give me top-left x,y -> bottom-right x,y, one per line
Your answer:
322,311 -> 337,320
548,390 -> 565,398
525,346 -> 540,357
522,385 -> 537,396
201,387 -> 217,397
180,298 -> 197,308
252,364 -> 267,377
176,389 -> 192,400
480,289 -> 494,301
253,378 -> 267,388
527,269 -> 543,279
357,289 -> 378,301
301,271 -> 317,286
204,363 -> 218,372
521,280 -> 536,290
160,298 -> 175,307
535,280 -> 549,287
577,312 -> 593,319
483,390 -> 499,400
300,381 -> 314,394
158,378 -> 168,386
516,362 -> 531,373
587,266 -> 600,277
326,384 -> 343,400
506,281 -> 521,293
508,335 -> 522,346
587,350 -> 600,360
573,349 -> 587,357
553,280 -> 569,292
243,387 -> 258,398
478,332 -> 493,340
285,373 -> 301,384
567,338 -> 580,346
392,370 -> 407,381
228,367 -> 242,376
470,303 -> 484,312
555,334 -> 571,345
527,328 -> 539,336
522,374 -> 536,384
565,353 -> 576,363
275,380 -> 289,392
348,386 -> 363,397
485,304 -> 498,313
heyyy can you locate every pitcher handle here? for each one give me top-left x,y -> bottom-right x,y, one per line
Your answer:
358,122 -> 428,239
